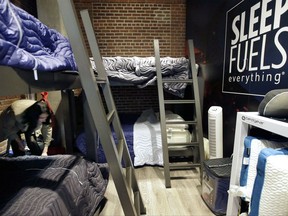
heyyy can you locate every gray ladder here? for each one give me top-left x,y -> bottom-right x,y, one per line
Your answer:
154,39 -> 205,188
57,1 -> 145,215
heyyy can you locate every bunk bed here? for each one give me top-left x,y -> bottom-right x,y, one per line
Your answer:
76,56 -> 197,166
0,1 -> 109,215
81,55 -> 196,167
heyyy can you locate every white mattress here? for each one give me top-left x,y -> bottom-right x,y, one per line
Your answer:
249,148 -> 288,216
239,136 -> 288,201
133,109 -> 192,166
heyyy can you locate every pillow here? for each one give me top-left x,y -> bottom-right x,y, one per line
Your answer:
258,89 -> 288,118
165,113 -> 188,130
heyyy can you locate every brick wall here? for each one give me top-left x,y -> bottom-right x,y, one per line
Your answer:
111,84 -> 180,114
112,86 -> 159,114
0,96 -> 23,112
0,0 -> 186,114
74,0 -> 186,57
74,0 -> 186,113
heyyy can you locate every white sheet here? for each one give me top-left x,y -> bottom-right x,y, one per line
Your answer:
133,109 -> 163,166
133,109 -> 191,166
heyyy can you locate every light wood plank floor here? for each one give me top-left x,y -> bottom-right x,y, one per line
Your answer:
100,166 -> 216,216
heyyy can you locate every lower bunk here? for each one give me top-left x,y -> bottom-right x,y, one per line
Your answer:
0,154 -> 109,216
75,109 -> 195,167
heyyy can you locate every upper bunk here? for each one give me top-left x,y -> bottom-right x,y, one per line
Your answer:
91,56 -> 194,98
0,0 -> 81,96
0,66 -> 80,97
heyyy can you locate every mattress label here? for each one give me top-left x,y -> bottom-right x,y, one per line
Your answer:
243,157 -> 249,165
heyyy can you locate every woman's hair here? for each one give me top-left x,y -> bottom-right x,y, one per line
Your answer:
22,100 -> 52,132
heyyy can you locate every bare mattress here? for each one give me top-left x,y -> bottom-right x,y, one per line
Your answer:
0,154 -> 109,216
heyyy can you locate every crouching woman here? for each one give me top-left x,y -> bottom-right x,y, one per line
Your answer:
0,99 -> 53,156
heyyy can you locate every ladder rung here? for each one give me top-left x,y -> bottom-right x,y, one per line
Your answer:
169,163 -> 201,169
168,142 -> 199,148
117,139 -> 124,160
126,166 -> 132,190
107,109 -> 115,124
96,78 -> 107,83
164,99 -> 195,104
166,120 -> 196,125
162,79 -> 193,83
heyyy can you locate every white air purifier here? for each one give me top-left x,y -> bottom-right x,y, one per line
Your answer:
208,106 -> 223,159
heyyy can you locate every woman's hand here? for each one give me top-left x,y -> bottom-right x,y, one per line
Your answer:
41,146 -> 48,156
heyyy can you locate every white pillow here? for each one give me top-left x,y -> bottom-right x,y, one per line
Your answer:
165,113 -> 188,130
258,89 -> 288,118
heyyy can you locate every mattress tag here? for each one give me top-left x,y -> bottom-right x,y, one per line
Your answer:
33,69 -> 38,80
243,157 -> 249,165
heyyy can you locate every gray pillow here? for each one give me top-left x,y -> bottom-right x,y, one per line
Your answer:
258,89 -> 288,118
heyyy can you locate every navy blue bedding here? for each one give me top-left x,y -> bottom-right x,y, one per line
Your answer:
0,0 -> 77,72
76,114 -> 139,164
98,114 -> 136,164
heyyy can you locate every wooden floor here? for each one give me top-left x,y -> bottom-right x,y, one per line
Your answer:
99,166 -> 216,216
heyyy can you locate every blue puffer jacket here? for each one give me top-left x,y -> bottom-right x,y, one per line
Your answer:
0,0 -> 78,73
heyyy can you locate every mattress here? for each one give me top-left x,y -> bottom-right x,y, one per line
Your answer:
239,136 -> 288,201
249,148 -> 288,216
0,155 -> 109,216
133,109 -> 192,166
